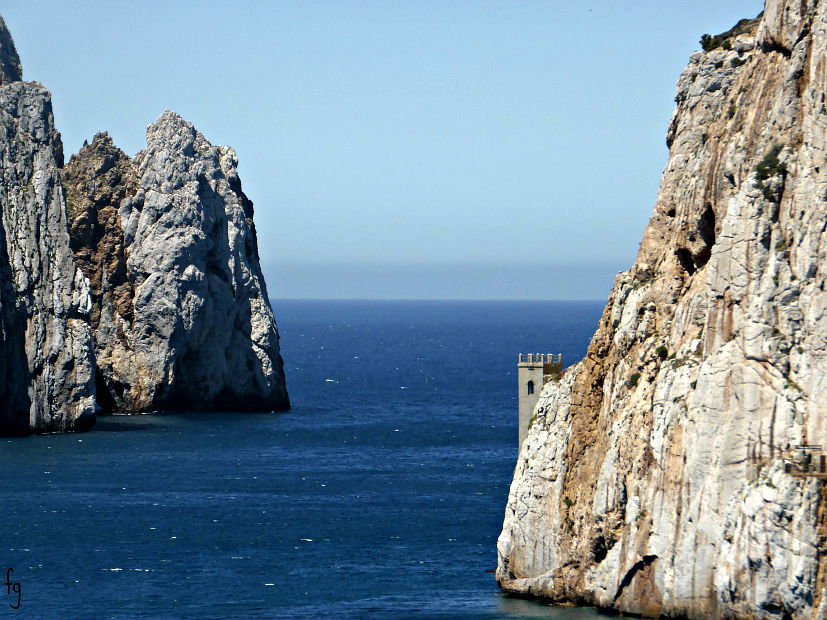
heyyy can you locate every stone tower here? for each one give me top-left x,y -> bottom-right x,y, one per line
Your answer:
517,353 -> 562,449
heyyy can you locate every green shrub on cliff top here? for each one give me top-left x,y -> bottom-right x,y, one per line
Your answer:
700,12 -> 764,52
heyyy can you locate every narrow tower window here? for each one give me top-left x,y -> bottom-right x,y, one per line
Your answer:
527,381 -> 534,395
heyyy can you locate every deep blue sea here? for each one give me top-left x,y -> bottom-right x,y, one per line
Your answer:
1,300 -> 610,619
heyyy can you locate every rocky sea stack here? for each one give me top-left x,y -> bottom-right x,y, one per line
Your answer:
64,114 -> 289,413
0,16 -> 288,434
499,1 -> 827,618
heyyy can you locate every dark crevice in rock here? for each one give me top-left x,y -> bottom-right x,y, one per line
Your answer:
694,203 -> 717,268
94,369 -> 117,414
758,601 -> 792,619
760,39 -> 792,57
0,214 -> 32,434
591,532 -> 617,564
591,535 -> 608,563
676,248 -> 696,275
72,413 -> 96,432
770,202 -> 781,223
613,555 -> 658,602
699,204 -> 716,247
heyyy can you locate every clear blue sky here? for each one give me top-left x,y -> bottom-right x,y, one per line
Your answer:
4,1 -> 762,299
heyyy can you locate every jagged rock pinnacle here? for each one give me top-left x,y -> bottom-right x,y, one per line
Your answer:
65,112 -> 289,413
0,16 -> 22,85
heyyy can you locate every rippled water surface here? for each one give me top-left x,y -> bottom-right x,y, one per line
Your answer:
2,300 -> 610,618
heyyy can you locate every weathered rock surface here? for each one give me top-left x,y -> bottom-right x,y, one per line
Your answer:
498,2 -> 827,618
0,16 -> 96,434
64,112 -> 289,413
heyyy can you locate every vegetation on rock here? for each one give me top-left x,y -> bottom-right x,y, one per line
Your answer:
699,12 -> 763,51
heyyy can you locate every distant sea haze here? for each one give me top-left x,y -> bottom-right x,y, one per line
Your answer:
263,262 -> 620,301
3,299 -> 608,618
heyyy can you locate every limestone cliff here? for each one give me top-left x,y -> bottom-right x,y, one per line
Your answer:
0,16 -> 96,434
498,2 -> 827,618
64,113 -> 289,413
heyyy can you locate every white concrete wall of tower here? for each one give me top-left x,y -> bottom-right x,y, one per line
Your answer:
517,354 -> 563,450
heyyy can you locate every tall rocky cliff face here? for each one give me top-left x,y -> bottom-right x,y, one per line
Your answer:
498,2 -> 827,618
63,113 -> 289,413
0,16 -> 96,433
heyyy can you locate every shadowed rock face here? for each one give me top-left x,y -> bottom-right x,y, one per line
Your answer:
65,113 -> 289,413
0,16 -> 22,85
0,15 -> 30,434
0,187 -> 31,434
499,1 -> 827,618
0,80 -> 96,434
64,133 -> 137,332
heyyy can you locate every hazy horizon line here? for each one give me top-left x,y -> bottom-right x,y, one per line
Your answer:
270,297 -> 606,303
